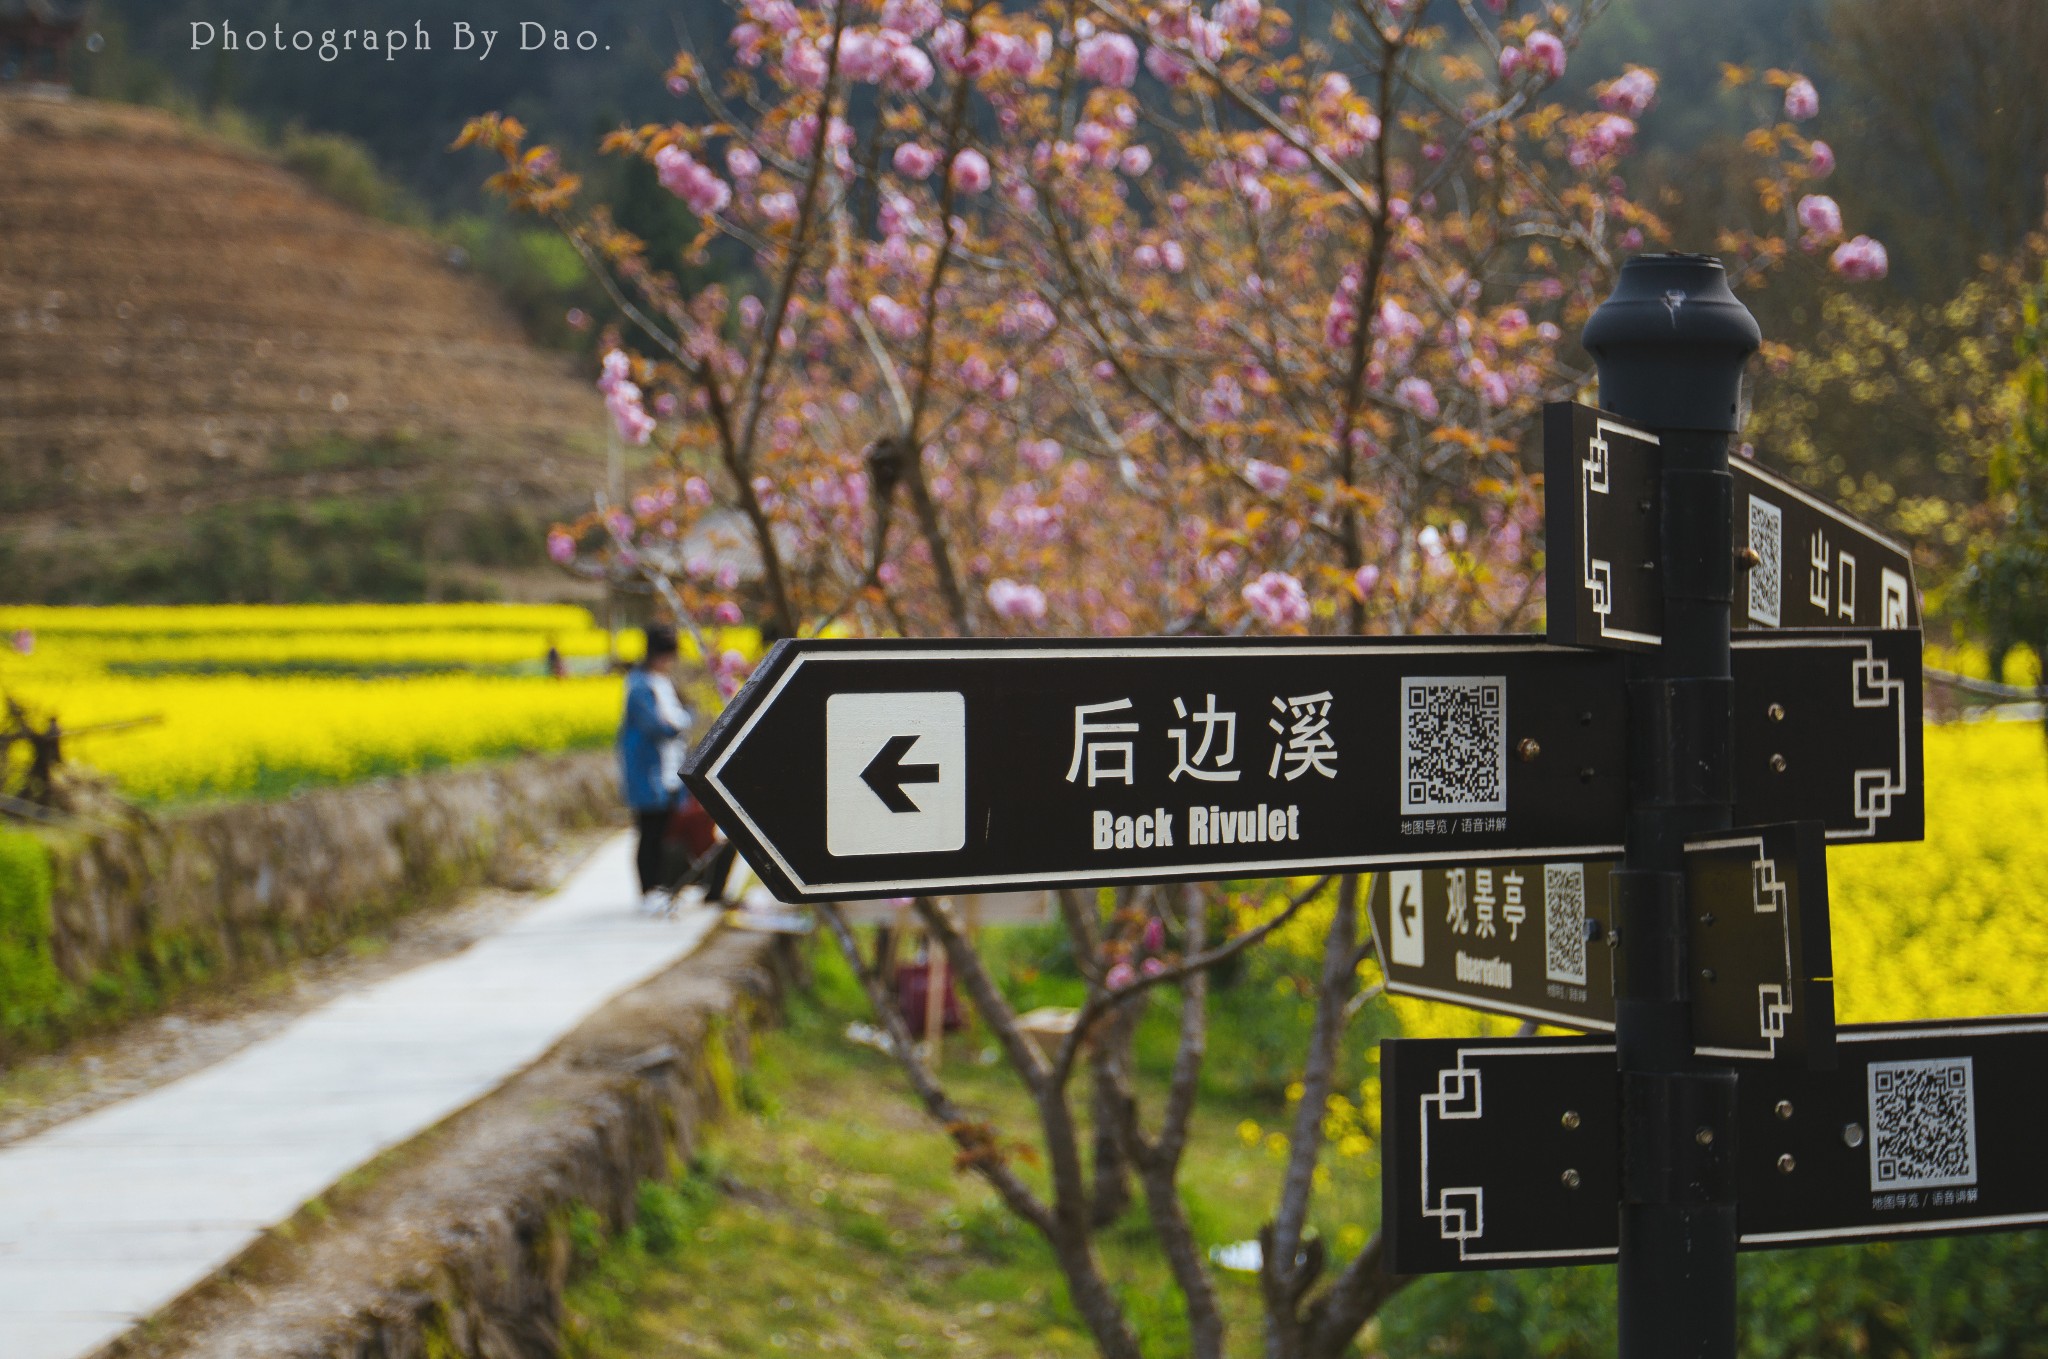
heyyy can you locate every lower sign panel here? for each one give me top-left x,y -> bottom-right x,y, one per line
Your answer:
1384,1017 -> 2048,1275
1381,1036 -> 1620,1274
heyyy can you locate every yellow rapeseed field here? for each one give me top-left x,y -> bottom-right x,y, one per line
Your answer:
0,605 -> 758,804
1831,718 -> 2048,1022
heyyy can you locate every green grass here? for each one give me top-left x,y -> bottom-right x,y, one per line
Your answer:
558,942 -> 1379,1358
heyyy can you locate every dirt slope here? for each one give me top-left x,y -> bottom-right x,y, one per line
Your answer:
0,95 -> 610,601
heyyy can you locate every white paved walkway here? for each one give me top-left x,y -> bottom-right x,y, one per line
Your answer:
0,833 -> 719,1359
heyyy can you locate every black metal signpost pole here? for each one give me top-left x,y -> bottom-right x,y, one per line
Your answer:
1582,256 -> 1760,1359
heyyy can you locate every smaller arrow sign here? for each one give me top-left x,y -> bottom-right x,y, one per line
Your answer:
1364,822 -> 1833,1062
1543,401 -> 1921,652
1384,1017 -> 2048,1275
861,734 -> 941,813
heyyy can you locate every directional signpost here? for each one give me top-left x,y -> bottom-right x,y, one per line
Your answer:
685,252 -> 1994,1359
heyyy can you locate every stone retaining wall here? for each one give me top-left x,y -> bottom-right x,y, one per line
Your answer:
12,751 -> 619,1053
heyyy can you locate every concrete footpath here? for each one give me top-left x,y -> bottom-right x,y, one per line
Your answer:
0,833 -> 719,1359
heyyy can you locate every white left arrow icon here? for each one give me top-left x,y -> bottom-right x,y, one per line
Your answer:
826,692 -> 966,856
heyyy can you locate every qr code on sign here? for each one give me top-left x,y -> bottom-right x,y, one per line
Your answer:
1747,496 -> 1783,627
1543,863 -> 1588,985
1868,1057 -> 1979,1191
1400,677 -> 1507,814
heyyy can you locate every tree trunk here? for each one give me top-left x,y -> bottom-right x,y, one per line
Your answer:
1088,1011 -> 1134,1228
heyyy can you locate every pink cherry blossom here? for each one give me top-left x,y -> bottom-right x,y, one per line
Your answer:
1145,43 -> 1192,86
1160,240 -> 1186,272
759,190 -> 799,223
546,531 -> 576,565
987,578 -> 1049,622
713,601 -> 746,625
1497,45 -> 1523,79
1120,145 -> 1154,176
1807,139 -> 1835,178
1214,0 -> 1260,38
1829,235 -> 1889,281
838,29 -> 892,83
1599,68 -> 1657,116
867,294 -> 920,340
886,42 -> 934,89
893,141 -> 937,179
1018,437 -> 1064,473
1244,458 -> 1290,495
1141,957 -> 1167,978
597,348 -> 631,396
597,349 -> 657,445
1076,32 -> 1139,87
1525,31 -> 1566,80
731,22 -> 765,66
1242,571 -> 1310,628
783,39 -> 829,89
882,0 -> 940,37
726,145 -> 761,180
1105,960 -> 1138,989
751,0 -> 801,35
1352,563 -> 1380,596
666,74 -> 689,97
1570,114 -> 1635,168
1142,915 -> 1166,951
950,149 -> 992,194
1396,376 -> 1439,420
683,476 -> 713,506
653,146 -> 731,217
1784,77 -> 1818,121
1796,193 -> 1842,247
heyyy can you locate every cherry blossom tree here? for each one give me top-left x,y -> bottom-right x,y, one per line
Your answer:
461,1 -> 1882,1352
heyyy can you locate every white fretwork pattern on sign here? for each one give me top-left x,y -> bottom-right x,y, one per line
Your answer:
1757,983 -> 1790,1045
1421,1062 -> 1486,1254
1849,650 -> 1909,837
1751,856 -> 1786,916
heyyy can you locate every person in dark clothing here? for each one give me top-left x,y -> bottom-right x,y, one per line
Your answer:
617,625 -> 691,911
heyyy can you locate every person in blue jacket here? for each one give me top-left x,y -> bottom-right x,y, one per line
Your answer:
618,624 -> 692,912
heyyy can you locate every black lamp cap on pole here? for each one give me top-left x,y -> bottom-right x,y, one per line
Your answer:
1581,254 -> 1762,433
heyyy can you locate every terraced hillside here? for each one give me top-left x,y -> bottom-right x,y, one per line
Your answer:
0,95 -> 612,602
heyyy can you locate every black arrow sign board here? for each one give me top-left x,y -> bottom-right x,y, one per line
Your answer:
687,632 -> 1920,900
684,637 -> 1631,902
1364,821 -> 1833,1063
1545,402 -> 1921,652
1383,1017 -> 2048,1275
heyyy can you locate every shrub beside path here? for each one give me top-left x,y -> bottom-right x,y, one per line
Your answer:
0,833 -> 718,1359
